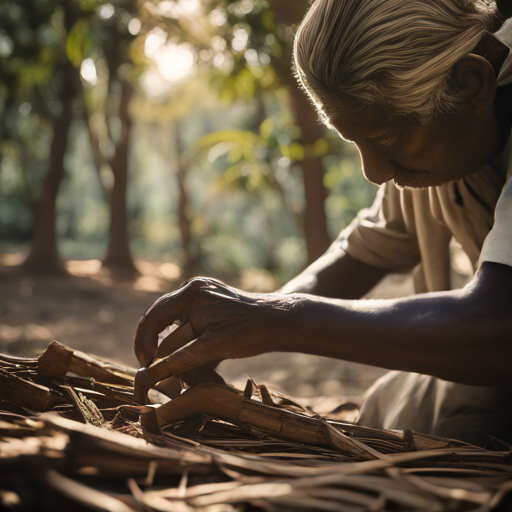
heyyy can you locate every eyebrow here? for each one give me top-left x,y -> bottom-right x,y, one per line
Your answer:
336,130 -> 398,144
369,131 -> 401,141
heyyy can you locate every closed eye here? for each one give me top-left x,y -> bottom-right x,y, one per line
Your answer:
370,132 -> 401,147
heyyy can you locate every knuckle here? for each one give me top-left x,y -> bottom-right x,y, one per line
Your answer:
154,294 -> 170,305
135,368 -> 148,388
176,347 -> 197,365
134,320 -> 148,346
137,314 -> 148,328
187,277 -> 209,292
173,346 -> 202,372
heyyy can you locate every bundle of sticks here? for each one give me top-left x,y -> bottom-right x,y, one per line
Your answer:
1,340 -> 512,511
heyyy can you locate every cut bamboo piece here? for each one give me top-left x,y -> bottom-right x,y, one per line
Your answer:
0,354 -> 38,366
45,469 -> 137,512
38,413 -> 215,477
150,383 -> 373,459
3,341 -> 512,512
38,340 -> 134,386
64,386 -> 105,427
151,383 -> 475,458
0,369 -> 64,412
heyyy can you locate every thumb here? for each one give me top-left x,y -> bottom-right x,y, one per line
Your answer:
134,337 -> 216,404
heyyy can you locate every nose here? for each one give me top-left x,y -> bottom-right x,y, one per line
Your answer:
357,141 -> 396,185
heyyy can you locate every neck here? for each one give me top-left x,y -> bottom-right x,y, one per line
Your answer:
494,83 -> 512,155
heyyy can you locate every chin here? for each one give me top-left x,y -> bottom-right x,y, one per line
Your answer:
393,173 -> 452,189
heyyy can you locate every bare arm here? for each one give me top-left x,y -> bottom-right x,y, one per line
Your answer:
286,261 -> 512,387
278,246 -> 389,299
133,261 -> 512,402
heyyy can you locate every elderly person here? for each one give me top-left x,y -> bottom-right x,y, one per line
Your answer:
133,0 -> 512,447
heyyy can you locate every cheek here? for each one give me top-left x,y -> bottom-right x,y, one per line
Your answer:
401,125 -> 470,178
424,113 -> 501,176
434,133 -> 489,178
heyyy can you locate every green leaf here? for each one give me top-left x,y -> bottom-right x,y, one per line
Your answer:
66,19 -> 94,66
259,117 -> 273,138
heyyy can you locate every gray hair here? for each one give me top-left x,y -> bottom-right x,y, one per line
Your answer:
294,0 -> 501,123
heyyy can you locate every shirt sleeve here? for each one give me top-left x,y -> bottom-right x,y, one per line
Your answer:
334,182 -> 422,271
479,178 -> 512,267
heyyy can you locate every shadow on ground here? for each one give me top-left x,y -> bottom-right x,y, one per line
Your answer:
3,252 -> 465,401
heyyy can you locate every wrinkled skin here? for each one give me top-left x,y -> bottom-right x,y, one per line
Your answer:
134,263 -> 512,404
134,278 -> 302,403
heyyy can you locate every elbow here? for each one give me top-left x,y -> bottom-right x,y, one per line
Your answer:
453,271 -> 512,386
463,263 -> 512,340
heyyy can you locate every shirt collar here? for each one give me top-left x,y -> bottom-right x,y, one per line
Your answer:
495,19 -> 512,85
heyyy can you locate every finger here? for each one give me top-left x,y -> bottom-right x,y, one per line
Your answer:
134,338 -> 215,404
155,322 -> 196,359
156,323 -> 225,390
156,323 -> 224,389
154,375 -> 183,399
180,362 -> 225,388
133,278 -> 204,367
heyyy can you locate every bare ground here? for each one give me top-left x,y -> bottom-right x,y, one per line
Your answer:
0,253 -> 423,402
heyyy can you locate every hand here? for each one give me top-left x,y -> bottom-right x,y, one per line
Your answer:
133,277 -> 302,403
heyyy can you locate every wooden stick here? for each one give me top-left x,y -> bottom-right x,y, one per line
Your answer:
0,369 -> 64,412
150,383 -> 475,458
38,340 -> 134,386
150,383 -> 373,459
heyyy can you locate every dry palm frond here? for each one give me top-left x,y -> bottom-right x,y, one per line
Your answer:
0,340 -> 511,512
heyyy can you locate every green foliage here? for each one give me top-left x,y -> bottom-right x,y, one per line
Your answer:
323,151 -> 378,238
66,18 -> 95,65
196,110 -> 316,197
207,0 -> 285,98
0,0 -> 376,283
0,0 -> 66,240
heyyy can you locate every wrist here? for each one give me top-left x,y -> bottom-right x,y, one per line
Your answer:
279,293 -> 349,358
270,293 -> 316,352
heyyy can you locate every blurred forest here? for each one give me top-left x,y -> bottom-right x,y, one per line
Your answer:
0,0 -> 389,397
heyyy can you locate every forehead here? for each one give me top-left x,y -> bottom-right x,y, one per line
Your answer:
326,103 -> 407,141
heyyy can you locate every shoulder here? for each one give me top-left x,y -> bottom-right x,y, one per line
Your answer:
479,176 -> 512,267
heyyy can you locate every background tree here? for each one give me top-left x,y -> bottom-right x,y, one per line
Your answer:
0,0 -> 82,274
208,0 -> 333,262
154,0 -> 335,263
80,0 -> 141,274
0,0 -> 375,287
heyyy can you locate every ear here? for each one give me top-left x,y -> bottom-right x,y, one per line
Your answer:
471,32 -> 509,75
452,54 -> 498,113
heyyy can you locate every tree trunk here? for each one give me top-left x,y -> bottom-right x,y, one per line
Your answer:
289,88 -> 331,262
173,122 -> 199,278
82,105 -> 111,203
102,80 -> 137,274
267,0 -> 331,263
23,61 -> 76,274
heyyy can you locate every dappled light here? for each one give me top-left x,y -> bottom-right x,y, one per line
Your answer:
0,0 -> 378,402
3,1 -> 512,510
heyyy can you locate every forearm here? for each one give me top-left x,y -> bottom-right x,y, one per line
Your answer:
279,246 -> 389,299
283,262 -> 512,387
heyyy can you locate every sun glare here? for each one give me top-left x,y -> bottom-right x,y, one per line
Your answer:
155,0 -> 201,18
157,44 -> 195,81
142,28 -> 196,95
80,58 -> 97,85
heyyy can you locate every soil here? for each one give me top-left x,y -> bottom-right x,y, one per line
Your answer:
0,253 -> 429,403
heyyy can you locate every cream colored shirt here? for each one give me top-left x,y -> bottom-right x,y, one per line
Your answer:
480,149 -> 512,265
342,165 -> 504,293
